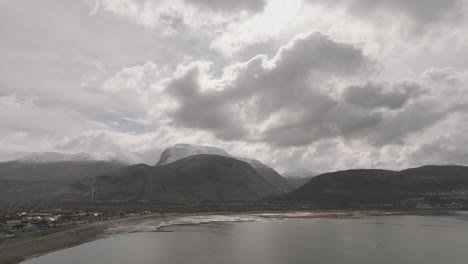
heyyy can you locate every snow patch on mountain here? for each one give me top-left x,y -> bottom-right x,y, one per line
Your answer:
156,144 -> 294,192
156,144 -> 264,170
2,151 -> 135,164
156,144 -> 231,165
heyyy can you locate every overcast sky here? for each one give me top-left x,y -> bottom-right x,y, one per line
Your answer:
1,0 -> 468,172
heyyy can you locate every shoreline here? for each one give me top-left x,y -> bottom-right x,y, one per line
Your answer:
0,210 -> 459,264
0,213 -> 169,264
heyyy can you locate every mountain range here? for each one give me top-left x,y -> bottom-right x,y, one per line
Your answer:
2,146 -> 468,208
69,155 -> 281,202
0,145 -> 291,202
0,151 -> 135,164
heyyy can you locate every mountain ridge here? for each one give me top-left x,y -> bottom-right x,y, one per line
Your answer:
1,151 -> 136,165
70,154 -> 282,202
156,144 -> 294,192
281,165 -> 468,208
0,159 -> 128,201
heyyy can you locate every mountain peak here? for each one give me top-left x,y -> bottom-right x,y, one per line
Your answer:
72,154 -> 281,202
156,143 -> 294,192
156,144 -> 231,166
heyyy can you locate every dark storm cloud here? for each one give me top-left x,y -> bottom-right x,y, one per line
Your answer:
184,0 -> 266,13
344,81 -> 426,110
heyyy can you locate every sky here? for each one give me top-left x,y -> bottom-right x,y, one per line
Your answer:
1,0 -> 468,173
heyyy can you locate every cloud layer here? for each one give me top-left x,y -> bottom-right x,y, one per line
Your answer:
309,0 -> 464,26
1,0 -> 468,173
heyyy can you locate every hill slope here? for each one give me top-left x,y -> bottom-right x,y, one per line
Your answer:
0,153 -> 128,201
156,144 -> 293,192
71,155 -> 282,202
282,166 -> 468,207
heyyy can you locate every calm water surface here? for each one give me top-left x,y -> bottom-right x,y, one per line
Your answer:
22,214 -> 468,264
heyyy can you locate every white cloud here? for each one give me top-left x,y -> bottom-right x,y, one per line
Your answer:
0,95 -> 107,135
2,0 -> 468,172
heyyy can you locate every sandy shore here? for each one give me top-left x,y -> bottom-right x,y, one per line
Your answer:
0,210 -> 429,264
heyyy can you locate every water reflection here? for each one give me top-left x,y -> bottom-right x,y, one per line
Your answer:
22,215 -> 468,264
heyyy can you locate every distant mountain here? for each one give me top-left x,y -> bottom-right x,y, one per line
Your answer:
0,152 -> 130,201
2,151 -> 135,164
156,144 -> 294,192
70,155 -> 282,202
283,169 -> 318,189
281,165 -> 468,208
156,144 -> 230,165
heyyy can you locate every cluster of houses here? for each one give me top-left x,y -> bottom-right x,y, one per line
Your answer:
0,210 -> 139,240
401,196 -> 464,209
422,190 -> 468,200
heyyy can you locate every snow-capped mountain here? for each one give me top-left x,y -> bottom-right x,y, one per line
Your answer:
157,144 -> 230,166
156,144 -> 294,192
0,151 -> 132,201
18,152 -> 94,163
283,169 -> 318,189
3,151 -> 135,165
72,155 -> 282,202
157,144 -> 262,169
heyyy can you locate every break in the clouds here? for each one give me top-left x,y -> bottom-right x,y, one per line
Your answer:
1,0 -> 468,173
